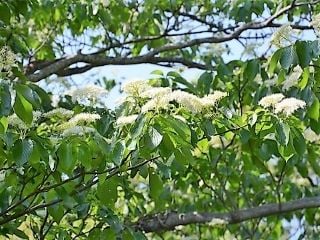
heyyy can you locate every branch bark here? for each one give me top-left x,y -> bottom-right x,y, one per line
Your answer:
133,196 -> 320,233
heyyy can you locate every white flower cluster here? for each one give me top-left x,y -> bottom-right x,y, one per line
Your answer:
303,128 -> 320,143
209,135 -> 229,149
169,90 -> 204,113
58,113 -> 100,130
201,91 -> 228,108
116,114 -> 139,126
140,87 -> 172,98
270,25 -> 293,47
0,46 -> 16,75
208,217 -> 228,226
62,126 -> 96,137
140,89 -> 228,114
8,111 -> 42,130
43,108 -> 74,119
259,94 -> 306,116
311,14 -> 320,35
8,114 -> 28,130
258,93 -> 285,108
122,80 -> 150,96
282,66 -> 303,91
67,84 -> 108,104
274,98 -> 306,116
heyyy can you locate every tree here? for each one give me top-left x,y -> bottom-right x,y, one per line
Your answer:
1,0 -> 320,238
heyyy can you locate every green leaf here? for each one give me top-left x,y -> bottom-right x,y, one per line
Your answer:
292,128 -> 306,156
57,142 -> 75,174
149,168 -> 163,200
0,83 -> 11,116
48,203 -> 65,223
296,41 -> 313,68
269,48 -> 282,74
13,93 -> 33,125
0,3 -> 11,25
29,142 -> 41,165
12,139 -> 33,166
244,59 -> 260,82
74,142 -> 92,169
308,97 -> 319,121
111,141 -> 125,166
15,84 -> 41,108
275,122 -> 290,146
280,46 -> 296,70
298,68 -> 309,90
197,72 -> 213,96
0,116 -> 8,134
13,229 -> 28,239
167,71 -> 197,93
147,127 -> 163,149
97,178 -> 118,208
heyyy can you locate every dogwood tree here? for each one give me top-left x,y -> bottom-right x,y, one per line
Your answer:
1,0 -> 320,239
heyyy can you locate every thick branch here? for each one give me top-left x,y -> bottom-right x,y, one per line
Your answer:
134,196 -> 320,232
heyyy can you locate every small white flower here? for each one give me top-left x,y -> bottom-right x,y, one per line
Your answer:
141,95 -> 170,113
101,0 -> 110,7
201,91 -> 228,108
303,128 -> 320,143
258,93 -> 285,108
169,90 -> 203,113
58,113 -> 100,130
67,84 -> 108,103
8,114 -> 28,130
8,111 -> 42,130
116,114 -> 139,126
43,108 -> 74,119
0,46 -> 16,74
208,218 -> 228,226
209,136 -> 228,148
122,79 -> 150,96
62,126 -> 96,137
311,14 -> 320,35
140,87 -> 172,98
270,25 -> 293,47
282,66 -> 303,91
274,97 -> 306,116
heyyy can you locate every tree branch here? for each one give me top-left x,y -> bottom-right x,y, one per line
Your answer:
133,196 -> 320,233
25,1 -> 318,82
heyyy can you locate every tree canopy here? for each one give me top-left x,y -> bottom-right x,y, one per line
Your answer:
1,0 -> 320,239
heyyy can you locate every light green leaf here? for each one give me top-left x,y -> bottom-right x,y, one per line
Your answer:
275,122 -> 290,146
149,168 -> 163,200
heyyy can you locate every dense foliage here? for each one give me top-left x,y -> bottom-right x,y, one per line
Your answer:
1,0 -> 320,239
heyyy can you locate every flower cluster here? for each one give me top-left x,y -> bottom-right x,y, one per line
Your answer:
62,126 -> 97,137
303,128 -> 320,143
8,111 -> 42,130
116,114 -> 139,126
58,113 -> 101,130
258,93 -> 285,108
270,25 -> 293,48
201,91 -> 228,108
0,46 -> 16,76
274,98 -> 306,116
43,108 -> 74,119
140,88 -> 227,114
259,94 -> 306,116
209,136 -> 229,149
282,66 -> 303,91
67,84 -> 108,104
122,80 -> 150,96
